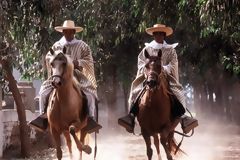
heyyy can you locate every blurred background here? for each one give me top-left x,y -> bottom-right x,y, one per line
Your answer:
0,0 -> 239,159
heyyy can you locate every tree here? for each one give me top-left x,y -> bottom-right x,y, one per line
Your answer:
0,0 -> 59,157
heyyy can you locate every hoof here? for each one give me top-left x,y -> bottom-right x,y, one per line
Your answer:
82,145 -> 92,154
167,157 -> 173,160
69,153 -> 73,159
69,126 -> 75,135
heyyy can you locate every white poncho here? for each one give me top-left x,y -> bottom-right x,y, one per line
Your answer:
128,40 -> 186,110
40,37 -> 97,117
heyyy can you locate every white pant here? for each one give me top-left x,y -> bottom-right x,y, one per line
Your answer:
39,87 -> 96,118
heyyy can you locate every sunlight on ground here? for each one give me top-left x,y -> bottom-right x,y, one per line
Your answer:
55,121 -> 239,160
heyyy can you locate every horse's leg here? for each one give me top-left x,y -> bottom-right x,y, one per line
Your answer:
51,128 -> 62,160
79,151 -> 83,160
153,134 -> 162,160
78,130 -> 87,160
160,131 -> 173,160
142,131 -> 153,160
80,130 -> 88,145
69,121 -> 92,154
63,131 -> 73,158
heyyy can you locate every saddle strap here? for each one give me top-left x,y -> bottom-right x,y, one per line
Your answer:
130,85 -> 147,116
80,91 -> 88,121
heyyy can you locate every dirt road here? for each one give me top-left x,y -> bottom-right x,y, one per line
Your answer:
28,120 -> 240,160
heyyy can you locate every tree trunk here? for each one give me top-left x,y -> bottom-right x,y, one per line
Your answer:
193,83 -> 202,116
105,65 -> 118,129
214,86 -> 224,120
122,83 -> 129,114
208,83 -> 215,115
200,83 -> 209,118
1,59 -> 30,158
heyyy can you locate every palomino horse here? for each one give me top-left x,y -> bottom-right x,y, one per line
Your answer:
137,49 -> 182,160
47,47 -> 90,160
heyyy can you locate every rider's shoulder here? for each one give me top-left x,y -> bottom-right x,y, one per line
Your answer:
162,46 -> 176,54
142,46 -> 155,52
76,40 -> 90,48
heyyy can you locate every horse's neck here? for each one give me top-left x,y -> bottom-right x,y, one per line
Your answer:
142,84 -> 169,108
158,74 -> 170,95
57,80 -> 74,96
145,81 -> 169,100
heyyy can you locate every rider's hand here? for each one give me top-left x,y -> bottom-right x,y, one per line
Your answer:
73,60 -> 83,71
73,60 -> 79,68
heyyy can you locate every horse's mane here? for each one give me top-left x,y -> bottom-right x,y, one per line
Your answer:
47,48 -> 89,159
158,71 -> 172,96
64,55 -> 82,97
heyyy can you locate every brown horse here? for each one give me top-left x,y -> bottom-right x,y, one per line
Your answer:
47,47 -> 90,160
137,49 -> 182,160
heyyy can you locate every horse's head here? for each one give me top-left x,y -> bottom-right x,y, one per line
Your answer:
144,49 -> 162,89
48,46 -> 73,88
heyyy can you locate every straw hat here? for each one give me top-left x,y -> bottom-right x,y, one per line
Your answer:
54,20 -> 83,33
145,24 -> 173,36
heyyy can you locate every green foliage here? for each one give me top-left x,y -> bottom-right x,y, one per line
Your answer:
176,0 -> 240,84
1,0 -> 240,86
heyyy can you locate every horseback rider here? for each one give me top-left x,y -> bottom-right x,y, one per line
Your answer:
29,20 -> 102,133
118,24 -> 198,134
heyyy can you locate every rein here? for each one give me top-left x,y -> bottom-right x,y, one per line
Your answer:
48,53 -> 68,86
148,70 -> 159,78
48,74 -> 65,87
49,74 -> 64,81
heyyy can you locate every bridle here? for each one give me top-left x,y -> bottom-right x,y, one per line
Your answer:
49,48 -> 68,88
48,74 -> 65,88
145,70 -> 160,90
144,49 -> 162,91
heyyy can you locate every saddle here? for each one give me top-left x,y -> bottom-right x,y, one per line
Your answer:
131,87 -> 185,118
169,95 -> 185,118
80,91 -> 89,121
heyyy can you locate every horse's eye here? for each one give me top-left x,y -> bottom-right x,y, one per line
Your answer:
145,63 -> 150,68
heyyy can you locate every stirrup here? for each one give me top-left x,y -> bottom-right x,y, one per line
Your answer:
82,117 -> 102,134
182,118 -> 198,134
28,115 -> 48,132
118,114 -> 135,133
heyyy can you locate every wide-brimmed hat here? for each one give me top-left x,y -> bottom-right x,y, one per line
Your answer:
54,20 -> 83,33
145,24 -> 173,36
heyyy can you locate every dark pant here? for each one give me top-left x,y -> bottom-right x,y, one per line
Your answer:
170,95 -> 185,118
129,94 -> 185,118
129,102 -> 139,117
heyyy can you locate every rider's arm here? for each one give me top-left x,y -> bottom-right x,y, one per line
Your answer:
75,42 -> 94,70
163,48 -> 179,81
45,51 -> 53,78
74,41 -> 97,88
137,48 -> 147,77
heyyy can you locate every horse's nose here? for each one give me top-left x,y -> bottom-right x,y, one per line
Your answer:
147,80 -> 157,88
52,77 -> 62,87
57,81 -> 62,86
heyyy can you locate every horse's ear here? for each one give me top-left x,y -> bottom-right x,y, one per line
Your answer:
49,48 -> 54,55
63,46 -> 67,54
158,49 -> 162,58
144,49 -> 150,59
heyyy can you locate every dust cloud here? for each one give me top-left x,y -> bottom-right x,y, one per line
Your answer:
59,116 -> 240,160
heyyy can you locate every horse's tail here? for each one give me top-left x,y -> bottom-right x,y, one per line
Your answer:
168,133 -> 186,156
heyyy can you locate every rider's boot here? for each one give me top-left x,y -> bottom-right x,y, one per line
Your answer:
118,113 -> 135,133
28,95 -> 49,132
171,117 -> 181,131
118,102 -> 138,133
181,115 -> 198,134
170,94 -> 198,134
82,117 -> 102,134
28,113 -> 48,132
171,115 -> 198,134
